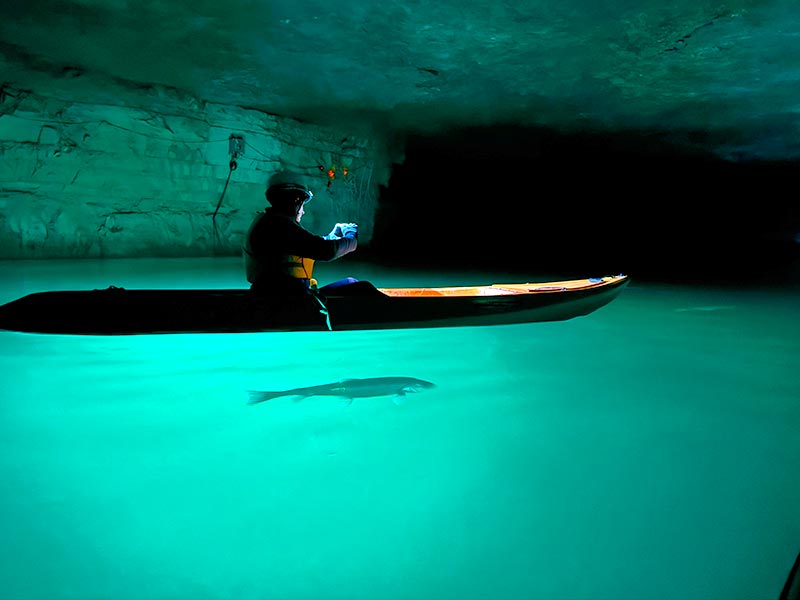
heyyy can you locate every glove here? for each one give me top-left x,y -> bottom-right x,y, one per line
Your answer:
324,225 -> 341,240
340,223 -> 358,238
325,222 -> 356,240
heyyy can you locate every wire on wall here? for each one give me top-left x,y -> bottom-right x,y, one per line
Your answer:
212,135 -> 243,254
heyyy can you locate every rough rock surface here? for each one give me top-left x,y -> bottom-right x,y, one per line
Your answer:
0,87 -> 394,258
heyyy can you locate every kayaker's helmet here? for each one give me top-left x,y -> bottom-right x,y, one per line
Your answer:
266,171 -> 313,213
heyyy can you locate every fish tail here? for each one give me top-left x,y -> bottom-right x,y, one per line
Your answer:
248,391 -> 310,405
247,391 -> 283,405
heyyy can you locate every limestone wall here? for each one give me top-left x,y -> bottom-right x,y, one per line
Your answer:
0,86 -> 395,258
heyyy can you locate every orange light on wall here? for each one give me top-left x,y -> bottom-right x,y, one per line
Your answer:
316,163 -> 350,187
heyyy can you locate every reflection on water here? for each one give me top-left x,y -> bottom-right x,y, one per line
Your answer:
1,258 -> 799,600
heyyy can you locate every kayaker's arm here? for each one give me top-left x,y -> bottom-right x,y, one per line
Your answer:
289,222 -> 358,262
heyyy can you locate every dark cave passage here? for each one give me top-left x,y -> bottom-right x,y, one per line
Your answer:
369,126 -> 800,284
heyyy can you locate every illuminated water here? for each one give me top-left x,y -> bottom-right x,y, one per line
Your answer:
1,258 -> 798,600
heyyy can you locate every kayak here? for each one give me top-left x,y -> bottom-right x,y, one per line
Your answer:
0,274 -> 629,335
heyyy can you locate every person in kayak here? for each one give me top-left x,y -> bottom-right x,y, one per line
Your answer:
242,171 -> 366,297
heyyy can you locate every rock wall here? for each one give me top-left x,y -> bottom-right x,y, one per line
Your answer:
0,85 -> 395,259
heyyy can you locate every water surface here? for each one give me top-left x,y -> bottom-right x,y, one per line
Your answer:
1,258 -> 798,600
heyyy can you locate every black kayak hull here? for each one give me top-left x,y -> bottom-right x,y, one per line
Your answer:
0,275 -> 629,335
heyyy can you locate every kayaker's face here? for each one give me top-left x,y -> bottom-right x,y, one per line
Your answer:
296,203 -> 305,223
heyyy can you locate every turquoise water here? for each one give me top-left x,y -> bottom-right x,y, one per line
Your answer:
1,258 -> 798,600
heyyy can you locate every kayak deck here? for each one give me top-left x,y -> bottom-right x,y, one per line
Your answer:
379,277 -> 618,297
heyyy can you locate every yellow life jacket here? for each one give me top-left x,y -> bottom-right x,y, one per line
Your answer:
285,255 -> 317,287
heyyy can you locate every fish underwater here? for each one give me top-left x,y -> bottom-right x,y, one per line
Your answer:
247,376 -> 436,405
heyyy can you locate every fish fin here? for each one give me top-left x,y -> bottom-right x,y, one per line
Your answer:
391,393 -> 407,406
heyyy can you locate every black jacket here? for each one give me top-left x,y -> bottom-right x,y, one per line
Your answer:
243,208 -> 357,292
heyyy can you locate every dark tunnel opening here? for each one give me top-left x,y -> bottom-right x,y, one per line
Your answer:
368,125 -> 800,284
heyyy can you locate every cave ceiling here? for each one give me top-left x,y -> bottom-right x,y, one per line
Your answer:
2,0 -> 800,162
